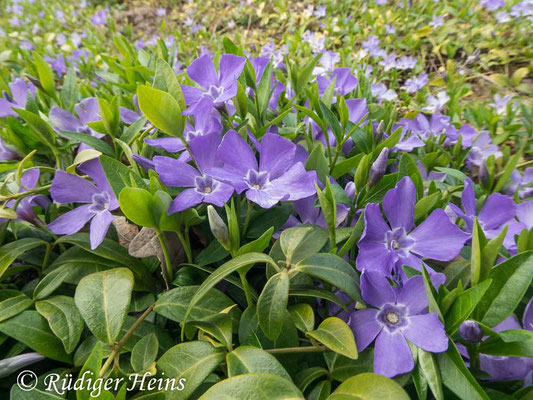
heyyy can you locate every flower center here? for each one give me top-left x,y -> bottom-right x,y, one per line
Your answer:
385,311 -> 400,325
205,85 -> 224,100
385,227 -> 414,255
195,175 -> 215,194
246,170 -> 269,191
89,192 -> 110,213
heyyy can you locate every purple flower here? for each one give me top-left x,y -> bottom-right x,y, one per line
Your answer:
402,73 -> 428,93
347,271 -> 448,378
362,35 -> 385,58
395,56 -> 417,70
208,131 -> 317,209
91,10 -> 107,26
417,161 -> 446,182
423,91 -> 450,112
49,159 -> 118,249
489,93 -> 513,115
357,177 -> 469,276
0,78 -> 35,118
317,68 -> 358,100
400,112 -> 454,141
49,98 -> 102,151
44,54 -> 67,76
156,8 -> 166,16
313,51 -> 340,75
429,14 -> 445,28
508,168 -> 533,199
154,133 -> 234,213
181,54 -> 245,115
0,138 -> 19,161
0,169 -> 49,225
371,83 -> 397,102
314,5 -> 327,18
448,178 -> 516,240
480,0 -> 505,11
379,53 -> 397,72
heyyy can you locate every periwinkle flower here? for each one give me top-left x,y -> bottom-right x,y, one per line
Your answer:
371,83 -> 398,102
489,93 -> 513,115
416,161 -> 446,182
448,178 -> 516,240
423,91 -> 450,113
459,320 -> 483,343
154,133 -> 234,213
313,51 -> 340,75
317,68 -> 358,100
49,98 -> 102,151
91,10 -> 107,26
208,131 -> 317,209
347,271 -> 448,378
45,54 -> 67,76
0,169 -> 50,225
400,112 -> 454,141
207,205 -> 230,249
357,177 -> 469,275
508,168 -> 533,199
181,54 -> 245,115
402,73 -> 428,93
395,55 -> 417,70
49,159 -> 118,249
480,0 -> 505,10
0,78 -> 36,118
429,14 -> 445,28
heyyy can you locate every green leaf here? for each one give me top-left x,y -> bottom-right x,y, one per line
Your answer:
306,317 -> 358,360
0,311 -> 71,363
257,271 -> 290,340
153,58 -> 185,109
200,373 -> 304,399
131,333 -> 158,372
288,303 -> 315,332
294,367 -> 329,392
11,386 -> 64,400
157,341 -> 225,399
0,294 -> 33,322
56,233 -> 152,291
154,285 -> 236,323
295,253 -> 360,301
137,85 -> 183,137
418,348 -> 444,400
327,372 -> 410,399
190,313 -> 233,351
60,68 -> 79,109
74,268 -> 134,344
279,225 -> 329,266
183,253 -> 277,326
237,227 -> 274,256
398,153 -> 424,200
13,109 -> 56,147
475,251 -> 533,327
0,238 -> 47,280
35,296 -> 84,354
478,329 -> 533,357
421,264 -> 444,321
119,187 -> 157,227
77,341 -> 104,400
99,155 -> 148,198
480,225 -> 508,281
325,351 -> 373,382
306,143 -> 329,185
470,218 -> 484,285
436,340 -> 489,400
445,279 -> 491,335
289,286 -> 349,311
60,131 -> 115,156
256,60 -> 273,117
227,346 -> 291,380
33,52 -> 56,98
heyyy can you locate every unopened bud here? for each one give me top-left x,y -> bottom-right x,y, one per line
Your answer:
374,120 -> 385,142
207,205 -> 230,250
368,147 -> 389,187
459,320 -> 483,343
478,160 -> 489,186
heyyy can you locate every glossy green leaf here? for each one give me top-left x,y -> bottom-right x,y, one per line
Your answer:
227,346 -> 291,379
307,317 -> 358,360
0,294 -> 33,322
35,296 -> 84,354
418,348 -> 443,400
137,85 -> 183,137
131,333 -> 158,372
0,238 -> 47,280
445,279 -> 491,335
74,268 -> 134,344
288,303 -> 315,332
327,372 -> 410,399
119,187 -> 157,227
257,271 -> 290,340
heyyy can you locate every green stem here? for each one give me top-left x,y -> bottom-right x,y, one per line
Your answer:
238,271 -> 254,307
155,228 -> 173,289
242,199 -> 253,237
265,345 -> 328,355
99,304 -> 155,378
466,343 -> 480,371
42,244 -> 52,271
176,230 -> 192,264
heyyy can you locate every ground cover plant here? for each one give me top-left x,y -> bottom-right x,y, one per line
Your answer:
0,0 -> 532,399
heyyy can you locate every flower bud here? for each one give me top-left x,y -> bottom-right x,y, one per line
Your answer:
368,147 -> 389,187
374,120 -> 385,142
207,205 -> 230,250
478,161 -> 489,186
459,320 -> 483,343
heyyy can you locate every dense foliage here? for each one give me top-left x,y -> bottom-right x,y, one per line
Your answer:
0,0 -> 532,399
